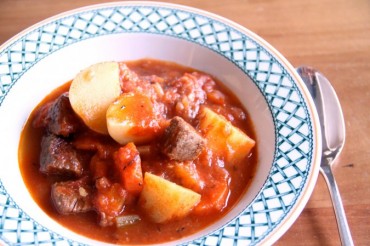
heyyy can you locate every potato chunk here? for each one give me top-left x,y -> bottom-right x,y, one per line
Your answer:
69,62 -> 121,134
198,107 -> 255,164
106,93 -> 161,145
139,172 -> 201,223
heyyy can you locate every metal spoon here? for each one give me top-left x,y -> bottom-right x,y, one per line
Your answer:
297,66 -> 354,246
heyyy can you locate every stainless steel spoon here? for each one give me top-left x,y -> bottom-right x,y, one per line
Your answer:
297,66 -> 354,246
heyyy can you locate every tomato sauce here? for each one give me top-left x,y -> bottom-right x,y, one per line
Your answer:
18,59 -> 257,244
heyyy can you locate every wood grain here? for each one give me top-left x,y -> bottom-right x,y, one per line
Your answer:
1,0 -> 369,245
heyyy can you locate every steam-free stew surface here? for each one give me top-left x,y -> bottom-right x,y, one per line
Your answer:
19,59 -> 257,244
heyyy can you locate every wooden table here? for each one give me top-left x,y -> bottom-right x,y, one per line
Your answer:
1,0 -> 369,245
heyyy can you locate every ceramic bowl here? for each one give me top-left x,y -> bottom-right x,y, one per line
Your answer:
0,2 -> 321,245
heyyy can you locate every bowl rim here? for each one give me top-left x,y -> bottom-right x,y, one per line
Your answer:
0,1 -> 322,245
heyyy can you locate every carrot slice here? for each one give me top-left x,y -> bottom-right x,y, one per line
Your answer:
114,142 -> 143,195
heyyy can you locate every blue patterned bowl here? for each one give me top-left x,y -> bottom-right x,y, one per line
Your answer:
0,2 -> 321,245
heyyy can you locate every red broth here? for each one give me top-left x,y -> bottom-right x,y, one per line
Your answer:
19,59 -> 257,244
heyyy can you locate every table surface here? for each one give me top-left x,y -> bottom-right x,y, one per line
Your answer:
1,0 -> 369,245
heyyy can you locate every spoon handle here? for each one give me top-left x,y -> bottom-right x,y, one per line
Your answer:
320,161 -> 354,246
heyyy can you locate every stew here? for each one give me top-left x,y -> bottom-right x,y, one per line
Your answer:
19,59 -> 257,244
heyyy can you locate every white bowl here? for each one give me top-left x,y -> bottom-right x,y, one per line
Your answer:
0,2 -> 321,245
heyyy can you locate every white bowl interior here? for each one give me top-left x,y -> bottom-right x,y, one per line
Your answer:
0,33 -> 274,245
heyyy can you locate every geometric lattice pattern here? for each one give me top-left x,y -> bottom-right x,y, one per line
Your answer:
0,4 -> 313,245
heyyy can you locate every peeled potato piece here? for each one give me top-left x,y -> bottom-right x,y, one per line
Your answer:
106,93 -> 161,145
139,172 -> 201,223
198,107 -> 255,165
69,62 -> 121,134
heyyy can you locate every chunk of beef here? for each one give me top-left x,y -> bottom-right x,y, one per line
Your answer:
162,116 -> 205,161
32,93 -> 80,136
32,102 -> 53,128
51,177 -> 93,214
40,134 -> 84,177
48,93 -> 81,137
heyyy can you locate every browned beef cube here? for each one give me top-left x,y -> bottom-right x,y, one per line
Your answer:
51,177 -> 93,214
32,102 -> 53,128
32,93 -> 80,137
48,93 -> 81,137
40,134 -> 84,177
162,116 -> 205,161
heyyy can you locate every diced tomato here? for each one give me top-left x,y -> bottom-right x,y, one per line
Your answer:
206,90 -> 226,105
94,177 -> 127,227
114,143 -> 143,195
